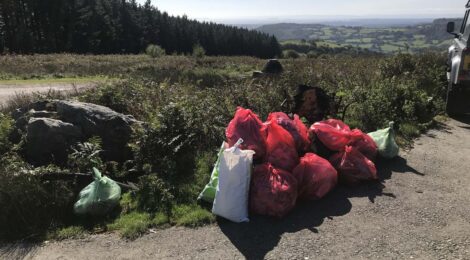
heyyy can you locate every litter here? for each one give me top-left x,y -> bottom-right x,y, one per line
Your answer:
74,167 -> 121,216
329,146 -> 378,183
293,153 -> 338,200
267,112 -> 310,153
368,122 -> 399,159
198,142 -> 226,204
226,107 -> 266,160
212,139 -> 254,223
250,163 -> 298,218
350,129 -> 378,161
309,119 -> 352,151
265,119 -> 299,171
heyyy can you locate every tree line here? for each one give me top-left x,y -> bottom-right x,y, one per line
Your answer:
0,0 -> 281,58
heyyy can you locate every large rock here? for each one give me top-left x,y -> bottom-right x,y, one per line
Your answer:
25,118 -> 82,166
14,100 -> 141,166
55,100 -> 139,162
262,59 -> 283,74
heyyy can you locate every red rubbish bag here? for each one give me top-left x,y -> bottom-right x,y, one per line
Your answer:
309,119 -> 351,151
293,115 -> 311,153
226,107 -> 267,160
250,163 -> 298,218
329,146 -> 378,183
265,120 -> 299,171
350,129 -> 378,161
267,112 -> 310,153
293,153 -> 338,200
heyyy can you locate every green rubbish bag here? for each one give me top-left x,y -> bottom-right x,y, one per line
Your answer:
368,122 -> 399,159
74,167 -> 121,216
197,142 -> 226,204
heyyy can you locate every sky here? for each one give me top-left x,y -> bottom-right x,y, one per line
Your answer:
138,0 -> 465,22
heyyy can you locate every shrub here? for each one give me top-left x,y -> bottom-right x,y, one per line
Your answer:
136,173 -> 174,215
0,113 -> 13,155
145,44 -> 166,58
283,49 -> 300,59
0,157 -> 75,240
192,44 -> 206,58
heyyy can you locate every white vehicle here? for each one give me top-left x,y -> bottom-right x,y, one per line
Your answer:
446,1 -> 470,115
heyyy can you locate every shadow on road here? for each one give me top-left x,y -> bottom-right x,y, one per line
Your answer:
450,114 -> 470,128
0,243 -> 38,260
219,156 -> 423,259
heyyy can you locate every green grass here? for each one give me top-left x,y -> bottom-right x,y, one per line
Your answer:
399,122 -> 422,139
48,226 -> 87,240
106,205 -> 214,239
107,212 -> 152,240
172,205 -> 215,227
153,212 -> 170,226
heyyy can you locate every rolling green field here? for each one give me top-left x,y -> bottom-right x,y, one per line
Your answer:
259,19 -> 458,54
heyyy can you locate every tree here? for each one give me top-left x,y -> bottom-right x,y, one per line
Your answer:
0,0 -> 281,58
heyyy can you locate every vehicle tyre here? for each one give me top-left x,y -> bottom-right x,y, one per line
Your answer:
446,83 -> 470,116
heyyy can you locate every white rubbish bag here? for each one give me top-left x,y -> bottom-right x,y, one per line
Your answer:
212,139 -> 254,223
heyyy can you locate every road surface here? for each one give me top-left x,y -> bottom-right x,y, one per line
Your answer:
0,83 -> 95,106
1,116 -> 470,260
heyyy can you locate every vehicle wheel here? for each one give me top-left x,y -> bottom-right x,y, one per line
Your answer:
446,83 -> 470,116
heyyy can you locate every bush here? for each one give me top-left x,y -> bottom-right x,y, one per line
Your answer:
0,158 -> 75,240
283,49 -> 300,59
192,44 -> 206,58
145,44 -> 166,58
0,113 -> 13,155
136,174 -> 174,215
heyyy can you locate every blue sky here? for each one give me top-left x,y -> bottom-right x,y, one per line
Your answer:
138,0 -> 464,20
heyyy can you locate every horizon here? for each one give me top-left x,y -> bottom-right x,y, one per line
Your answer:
138,0 -> 464,23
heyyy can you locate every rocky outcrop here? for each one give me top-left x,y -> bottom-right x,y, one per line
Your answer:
25,118 -> 82,165
262,59 -> 283,74
13,100 -> 141,166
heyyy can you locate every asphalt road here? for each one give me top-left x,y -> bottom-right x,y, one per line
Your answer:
2,116 -> 470,260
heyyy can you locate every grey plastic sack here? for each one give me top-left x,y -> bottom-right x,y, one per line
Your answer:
368,122 -> 399,159
74,167 -> 121,216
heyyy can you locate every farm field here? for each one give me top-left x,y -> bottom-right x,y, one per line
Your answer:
258,19 -> 458,54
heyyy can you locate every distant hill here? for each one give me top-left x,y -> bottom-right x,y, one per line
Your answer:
257,18 -> 463,53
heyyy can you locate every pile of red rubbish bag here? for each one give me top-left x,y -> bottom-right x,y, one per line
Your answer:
226,107 -> 378,218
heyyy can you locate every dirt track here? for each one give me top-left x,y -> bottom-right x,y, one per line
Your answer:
0,83 -> 95,105
1,116 -> 470,260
